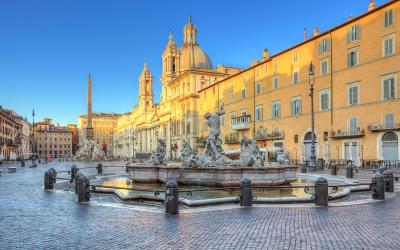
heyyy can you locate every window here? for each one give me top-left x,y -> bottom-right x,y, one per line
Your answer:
381,73 -> 397,100
293,50 -> 299,63
273,59 -> 278,71
349,118 -> 358,134
320,59 -> 329,75
241,88 -> 246,99
384,9 -> 394,28
230,112 -> 235,125
256,81 -> 262,95
347,24 -> 361,43
291,97 -> 302,116
272,101 -> 281,119
385,114 -> 394,129
347,48 -> 359,67
255,105 -> 263,122
348,83 -> 360,106
319,38 -> 330,54
220,115 -> 225,127
273,76 -> 279,89
293,70 -> 299,84
383,34 -> 395,57
319,90 -> 330,111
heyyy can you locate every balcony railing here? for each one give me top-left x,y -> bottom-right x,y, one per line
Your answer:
255,131 -> 284,141
231,115 -> 251,130
330,129 -> 365,139
368,123 -> 400,132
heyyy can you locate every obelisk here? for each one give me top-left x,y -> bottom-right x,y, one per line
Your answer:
86,73 -> 94,140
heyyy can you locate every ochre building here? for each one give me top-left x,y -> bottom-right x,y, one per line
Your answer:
199,0 -> 400,162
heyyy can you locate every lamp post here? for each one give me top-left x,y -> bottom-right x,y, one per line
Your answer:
308,62 -> 316,170
31,109 -> 36,164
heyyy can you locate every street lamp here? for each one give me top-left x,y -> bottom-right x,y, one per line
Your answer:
31,109 -> 36,165
308,62 -> 316,170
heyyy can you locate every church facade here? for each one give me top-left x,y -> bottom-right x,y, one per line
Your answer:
112,17 -> 239,159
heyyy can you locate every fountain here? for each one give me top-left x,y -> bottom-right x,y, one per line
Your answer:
127,105 -> 298,187
76,139 -> 106,161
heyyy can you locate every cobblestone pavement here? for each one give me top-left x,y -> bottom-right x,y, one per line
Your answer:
1,161 -> 400,249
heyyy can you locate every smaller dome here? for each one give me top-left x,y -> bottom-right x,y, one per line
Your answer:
180,43 -> 213,70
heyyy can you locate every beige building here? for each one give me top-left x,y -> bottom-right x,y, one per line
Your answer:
113,17 -> 240,159
78,113 -> 120,156
35,118 -> 72,158
199,0 -> 400,162
0,107 -> 23,160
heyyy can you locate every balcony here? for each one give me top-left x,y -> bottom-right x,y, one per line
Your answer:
330,129 -> 365,139
231,115 -> 251,130
224,133 -> 240,144
368,123 -> 400,132
255,131 -> 284,141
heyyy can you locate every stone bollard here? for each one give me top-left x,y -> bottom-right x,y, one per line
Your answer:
49,168 -> 57,183
70,165 -> 79,181
165,180 -> 179,215
330,163 -> 338,176
345,165 -> 354,179
45,157 -> 48,164
126,163 -> 130,173
97,163 -> 103,174
383,170 -> 394,192
78,175 -> 91,202
300,164 -> 307,173
44,169 -> 55,190
378,166 -> 387,174
240,178 -> 253,207
75,172 -> 84,194
315,177 -> 328,206
371,173 -> 385,200
21,160 -> 25,167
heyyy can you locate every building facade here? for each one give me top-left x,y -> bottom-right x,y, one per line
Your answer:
35,118 -> 72,158
67,124 -> 79,155
0,107 -> 23,160
78,113 -> 120,157
198,0 -> 400,162
112,17 -> 240,159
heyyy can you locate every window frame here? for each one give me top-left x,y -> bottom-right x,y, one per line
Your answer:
320,58 -> 329,76
347,82 -> 360,106
290,96 -> 302,116
384,9 -> 394,28
382,33 -> 395,57
347,47 -> 359,67
255,104 -> 264,122
381,73 -> 397,100
272,76 -> 279,89
272,101 -> 281,119
293,69 -> 300,84
319,89 -> 330,111
256,81 -> 262,95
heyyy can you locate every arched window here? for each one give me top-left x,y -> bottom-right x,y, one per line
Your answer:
383,132 -> 398,143
304,132 -> 317,142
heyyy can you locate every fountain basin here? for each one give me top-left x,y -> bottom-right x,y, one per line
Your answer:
127,164 -> 298,187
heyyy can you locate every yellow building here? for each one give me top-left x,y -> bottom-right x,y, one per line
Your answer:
199,0 -> 400,162
113,17 -> 240,159
78,113 -> 120,156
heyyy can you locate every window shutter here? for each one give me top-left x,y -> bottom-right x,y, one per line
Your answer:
356,25 -> 361,40
390,78 -> 395,98
347,30 -> 351,43
318,40 -> 322,54
385,11 -> 389,27
326,38 -> 330,52
384,79 -> 389,99
347,52 -> 351,67
299,100 -> 302,114
291,101 -> 294,115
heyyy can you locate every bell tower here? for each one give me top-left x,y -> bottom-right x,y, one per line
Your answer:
183,16 -> 197,45
161,32 -> 180,86
139,62 -> 153,111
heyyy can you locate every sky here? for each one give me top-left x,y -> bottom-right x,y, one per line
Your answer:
0,0 -> 388,125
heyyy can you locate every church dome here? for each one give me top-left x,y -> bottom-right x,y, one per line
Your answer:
180,43 -> 213,70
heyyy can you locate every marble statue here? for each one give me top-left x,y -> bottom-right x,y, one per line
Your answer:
76,139 -> 106,161
276,148 -> 290,165
231,137 -> 264,167
149,139 -> 166,165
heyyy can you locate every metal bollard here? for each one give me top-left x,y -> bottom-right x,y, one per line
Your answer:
97,163 -> 103,174
371,173 -> 385,200
75,172 -> 84,194
45,157 -> 48,164
165,180 -> 179,215
70,165 -> 79,181
383,170 -> 394,192
44,169 -> 55,190
21,160 -> 25,167
78,175 -> 91,202
345,165 -> 354,179
330,163 -> 338,176
240,178 -> 253,207
315,177 -> 328,206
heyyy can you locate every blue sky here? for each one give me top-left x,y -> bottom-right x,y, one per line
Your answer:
0,0 -> 388,125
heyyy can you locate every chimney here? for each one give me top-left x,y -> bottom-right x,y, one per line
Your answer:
313,27 -> 319,37
368,0 -> 376,11
303,28 -> 307,41
348,13 -> 353,20
263,48 -> 269,60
